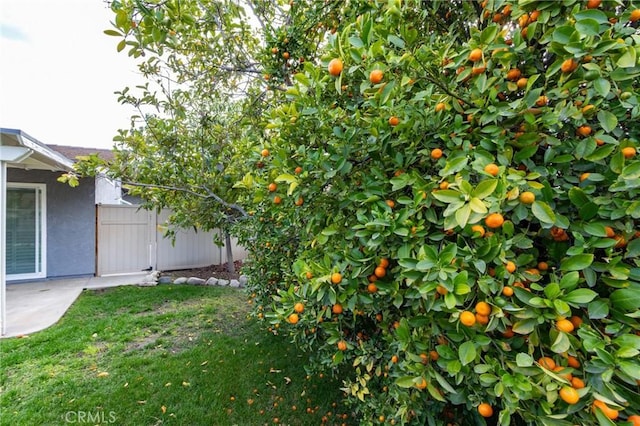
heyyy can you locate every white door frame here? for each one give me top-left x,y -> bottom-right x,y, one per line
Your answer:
6,183 -> 47,280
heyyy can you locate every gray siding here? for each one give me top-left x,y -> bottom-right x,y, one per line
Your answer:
7,168 -> 96,278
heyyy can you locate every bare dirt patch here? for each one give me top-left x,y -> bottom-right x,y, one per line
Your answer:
163,261 -> 243,281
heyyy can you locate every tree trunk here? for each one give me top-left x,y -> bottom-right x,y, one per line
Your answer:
225,231 -> 235,273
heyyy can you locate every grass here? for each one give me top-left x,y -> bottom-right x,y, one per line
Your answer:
0,285 -> 354,425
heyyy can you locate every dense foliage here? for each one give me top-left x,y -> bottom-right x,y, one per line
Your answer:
79,0 -> 640,424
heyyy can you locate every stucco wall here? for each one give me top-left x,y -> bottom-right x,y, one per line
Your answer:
7,168 -> 96,278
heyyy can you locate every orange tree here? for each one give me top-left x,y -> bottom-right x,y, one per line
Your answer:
241,0 -> 640,425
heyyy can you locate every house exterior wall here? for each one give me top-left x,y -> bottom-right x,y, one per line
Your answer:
7,168 -> 96,279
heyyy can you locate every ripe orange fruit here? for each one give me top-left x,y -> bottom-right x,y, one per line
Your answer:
294,166 -> 303,174
369,69 -> 384,84
631,9 -> 640,22
261,148 -> 270,157
471,224 -> 485,237
516,77 -> 528,89
579,172 -> 590,182
460,311 -> 476,326
478,403 -> 493,418
592,400 -> 619,420
305,271 -> 313,279
436,285 -> 448,295
273,195 -> 282,204
374,266 -> 387,278
557,318 -> 575,333
282,51 -> 290,59
367,283 -> 378,293
570,316 -> 583,329
622,146 -> 636,158
553,366 -> 573,381
385,199 -> 395,209
388,116 -> 400,126
332,303 -> 343,314
560,58 -> 578,73
475,313 -> 489,325
627,415 -> 640,426
502,286 -> 514,297
331,272 -> 343,285
328,58 -> 343,76
586,0 -> 601,8
576,125 -> 592,137
567,355 -> 580,368
268,182 -> 277,192
435,102 -> 446,112
391,355 -> 398,363
476,301 -> 491,316
295,197 -> 304,206
571,377 -> 585,389
469,48 -> 483,62
484,163 -> 500,176
535,95 -> 549,106
506,68 -> 522,81
288,313 -> 299,324
429,350 -> 439,361
537,261 -> 549,271
431,148 -> 443,159
485,213 -> 505,228
505,261 -> 517,273
294,302 -> 304,313
415,378 -> 428,390
337,340 -> 347,351
538,356 -> 556,370
472,65 -> 486,75
379,258 -> 390,269
559,386 -> 580,405
519,191 -> 535,204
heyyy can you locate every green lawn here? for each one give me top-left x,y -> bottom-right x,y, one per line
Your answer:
0,285 -> 353,425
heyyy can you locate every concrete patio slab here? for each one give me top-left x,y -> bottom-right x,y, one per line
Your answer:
2,274 -> 146,338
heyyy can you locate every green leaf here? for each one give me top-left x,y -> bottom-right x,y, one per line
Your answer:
104,29 -> 123,37
563,289 -> 597,304
395,376 -> 418,388
439,156 -> 468,177
617,47 -> 637,68
568,187 -> 589,206
560,254 -> 594,271
387,35 -> 405,49
573,9 -> 609,24
432,189 -> 462,203
469,197 -> 487,214
516,352 -> 533,367
531,201 -> 556,225
622,162 -> 640,180
480,25 -> 498,44
583,223 -> 607,237
472,179 -> 498,199
588,299 -> 609,319
512,319 -> 537,335
348,36 -> 364,48
597,110 -> 618,133
455,204 -> 471,228
551,332 -> 571,353
575,19 -> 601,37
593,78 -> 611,97
459,341 -> 476,366
610,287 -> 640,311
275,173 -> 297,183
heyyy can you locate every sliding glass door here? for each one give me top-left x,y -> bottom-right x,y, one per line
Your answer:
6,184 -> 46,280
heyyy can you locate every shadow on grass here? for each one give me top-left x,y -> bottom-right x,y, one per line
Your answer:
0,285 -> 355,425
